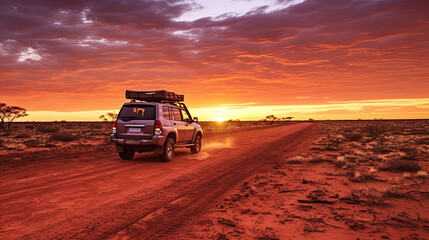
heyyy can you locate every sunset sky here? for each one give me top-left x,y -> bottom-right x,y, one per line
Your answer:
1,0 -> 428,121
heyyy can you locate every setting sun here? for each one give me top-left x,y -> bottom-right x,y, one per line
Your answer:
214,117 -> 225,123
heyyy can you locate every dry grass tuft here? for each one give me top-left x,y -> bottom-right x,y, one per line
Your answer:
416,171 -> 428,179
347,171 -> 375,182
307,155 -> 326,163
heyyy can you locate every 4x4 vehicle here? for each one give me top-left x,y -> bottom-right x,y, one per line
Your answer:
111,90 -> 203,162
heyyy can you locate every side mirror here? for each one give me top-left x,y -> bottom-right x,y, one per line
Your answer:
193,117 -> 198,122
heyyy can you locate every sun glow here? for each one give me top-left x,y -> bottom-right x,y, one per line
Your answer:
215,117 -> 225,122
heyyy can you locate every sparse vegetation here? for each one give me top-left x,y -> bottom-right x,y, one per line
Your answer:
37,125 -> 60,133
364,121 -> 389,140
381,160 -> 421,172
15,134 -> 29,138
347,171 -> 375,182
342,132 -> 363,141
286,159 -> 302,164
49,132 -> 80,142
99,112 -> 118,128
416,171 -> 428,179
263,115 -> 278,125
0,103 -> 29,130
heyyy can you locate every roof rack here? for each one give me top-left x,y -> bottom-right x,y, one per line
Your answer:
126,90 -> 184,103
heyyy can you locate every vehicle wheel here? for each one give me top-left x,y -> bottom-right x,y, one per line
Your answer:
119,148 -> 135,160
190,134 -> 202,154
160,138 -> 175,162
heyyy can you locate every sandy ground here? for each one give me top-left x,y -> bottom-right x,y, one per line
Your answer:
175,121 -> 429,240
0,123 -> 316,239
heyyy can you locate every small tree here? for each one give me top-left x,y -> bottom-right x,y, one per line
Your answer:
0,103 -> 6,129
99,112 -> 118,127
264,115 -> 278,125
5,106 -> 28,129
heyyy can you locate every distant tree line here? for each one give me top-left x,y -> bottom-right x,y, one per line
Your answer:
261,115 -> 294,125
0,103 -> 28,130
99,112 -> 118,127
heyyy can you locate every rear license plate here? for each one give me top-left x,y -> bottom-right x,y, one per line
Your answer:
129,127 -> 141,133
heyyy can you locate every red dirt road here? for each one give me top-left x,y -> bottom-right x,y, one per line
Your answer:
0,123 -> 316,239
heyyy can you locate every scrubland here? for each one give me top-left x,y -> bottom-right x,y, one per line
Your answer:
1,120 -> 428,239
0,120 -> 280,157
186,120 -> 429,240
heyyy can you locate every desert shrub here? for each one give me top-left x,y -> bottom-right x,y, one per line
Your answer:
416,171 -> 429,179
308,155 -> 325,163
341,126 -> 358,133
15,133 -> 30,138
371,146 -> 393,154
37,125 -> 59,133
347,171 -> 375,182
287,159 -> 302,164
381,160 -> 420,172
363,122 -> 389,140
335,159 -> 346,168
360,188 -> 388,205
23,139 -> 39,147
343,132 -> 363,141
382,186 -> 412,199
25,125 -> 35,130
49,132 -> 79,142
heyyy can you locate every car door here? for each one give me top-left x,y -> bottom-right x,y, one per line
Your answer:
171,107 -> 187,143
181,109 -> 194,142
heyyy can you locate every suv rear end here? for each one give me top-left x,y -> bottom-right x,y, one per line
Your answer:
111,90 -> 203,162
112,102 -> 166,159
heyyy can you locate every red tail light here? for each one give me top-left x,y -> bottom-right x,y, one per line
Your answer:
113,119 -> 117,130
154,120 -> 162,132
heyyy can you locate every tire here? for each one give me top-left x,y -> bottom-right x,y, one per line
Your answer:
160,138 -> 175,162
119,148 -> 135,160
190,134 -> 202,154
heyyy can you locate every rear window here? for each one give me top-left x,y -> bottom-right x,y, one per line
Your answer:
119,105 -> 155,120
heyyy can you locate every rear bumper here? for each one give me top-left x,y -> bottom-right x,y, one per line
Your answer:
111,134 -> 166,146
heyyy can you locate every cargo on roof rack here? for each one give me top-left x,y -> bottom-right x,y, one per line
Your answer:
125,90 -> 184,102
